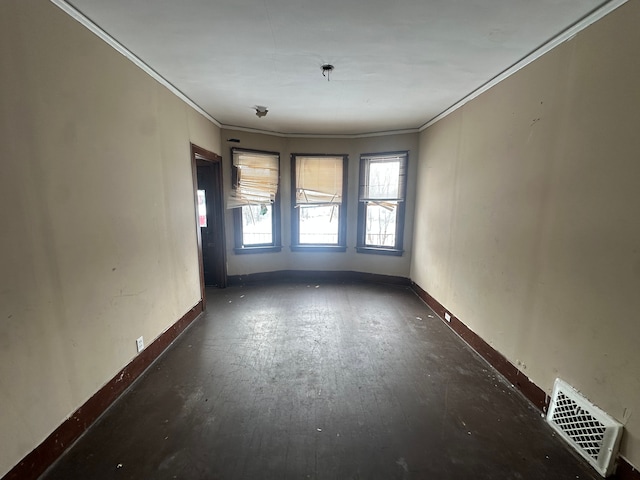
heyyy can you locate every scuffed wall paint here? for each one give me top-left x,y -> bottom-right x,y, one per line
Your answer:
411,1 -> 640,467
0,0 -> 220,475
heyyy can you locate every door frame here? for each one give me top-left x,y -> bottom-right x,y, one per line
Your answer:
190,143 -> 226,308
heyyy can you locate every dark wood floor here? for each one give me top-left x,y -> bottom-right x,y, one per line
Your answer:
41,281 -> 598,479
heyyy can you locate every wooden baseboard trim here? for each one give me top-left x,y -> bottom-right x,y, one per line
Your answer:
410,281 -> 640,480
228,270 -> 410,287
616,457 -> 640,480
3,300 -> 204,480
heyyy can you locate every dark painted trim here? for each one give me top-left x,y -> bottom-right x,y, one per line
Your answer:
228,270 -> 410,287
616,458 -> 640,480
356,151 -> 408,253
191,143 -> 227,294
233,245 -> 282,255
355,246 -> 404,256
3,301 -> 203,480
410,281 -> 640,480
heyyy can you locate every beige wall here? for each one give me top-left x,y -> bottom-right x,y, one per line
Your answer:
411,1 -> 640,467
0,0 -> 220,476
5,0 -> 637,475
221,130 -> 419,278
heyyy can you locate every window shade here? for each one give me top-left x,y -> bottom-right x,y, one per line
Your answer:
228,151 -> 279,209
359,153 -> 407,202
296,156 -> 343,205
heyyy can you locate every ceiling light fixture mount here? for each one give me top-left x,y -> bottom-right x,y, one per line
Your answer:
254,105 -> 268,118
321,64 -> 334,81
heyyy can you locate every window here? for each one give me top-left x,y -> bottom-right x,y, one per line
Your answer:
229,148 -> 281,253
357,151 -> 408,255
291,154 -> 348,251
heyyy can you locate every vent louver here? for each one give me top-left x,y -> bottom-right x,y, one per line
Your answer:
547,379 -> 623,477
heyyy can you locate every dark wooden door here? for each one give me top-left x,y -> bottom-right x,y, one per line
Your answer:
195,157 -> 226,288
190,144 -> 226,308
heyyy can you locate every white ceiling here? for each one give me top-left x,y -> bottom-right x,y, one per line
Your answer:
63,0 -> 610,135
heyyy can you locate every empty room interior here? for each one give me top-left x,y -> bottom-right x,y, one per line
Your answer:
1,0 -> 639,478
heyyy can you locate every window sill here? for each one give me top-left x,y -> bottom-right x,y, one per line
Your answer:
290,245 -> 347,253
356,246 -> 404,256
234,245 -> 282,255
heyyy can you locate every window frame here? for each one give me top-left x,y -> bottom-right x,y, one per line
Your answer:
230,147 -> 282,254
356,151 -> 408,256
290,153 -> 348,252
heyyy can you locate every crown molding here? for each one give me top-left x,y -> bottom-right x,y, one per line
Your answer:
50,0 -> 222,128
420,0 -> 628,131
220,124 -> 420,139
50,0 -> 413,139
51,0 -> 627,137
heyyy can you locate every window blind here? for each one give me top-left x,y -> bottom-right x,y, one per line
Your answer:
359,153 -> 407,202
295,156 -> 343,205
228,151 -> 279,208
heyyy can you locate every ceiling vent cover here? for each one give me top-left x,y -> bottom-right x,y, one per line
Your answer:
547,378 -> 623,477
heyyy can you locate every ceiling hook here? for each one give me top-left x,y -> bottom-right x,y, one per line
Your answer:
321,64 -> 334,82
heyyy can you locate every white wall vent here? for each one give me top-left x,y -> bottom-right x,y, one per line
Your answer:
547,378 -> 623,477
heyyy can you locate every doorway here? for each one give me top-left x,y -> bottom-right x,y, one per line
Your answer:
191,144 -> 226,304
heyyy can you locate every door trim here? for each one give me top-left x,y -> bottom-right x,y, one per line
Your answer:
190,143 -> 226,307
